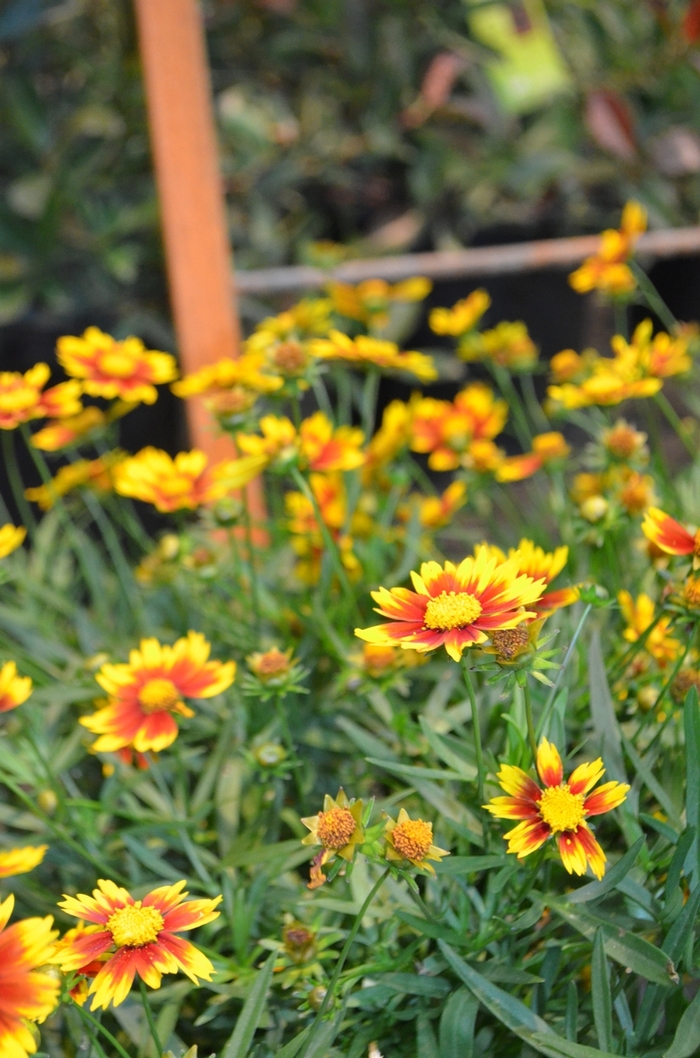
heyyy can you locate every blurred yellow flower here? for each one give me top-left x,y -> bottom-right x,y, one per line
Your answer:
429,289 -> 490,336
0,363 -> 82,430
618,591 -> 681,668
0,660 -> 32,713
171,352 -> 283,411
31,406 -> 105,451
0,893 -> 59,1058
410,383 -> 507,471
57,327 -> 177,404
0,524 -> 26,559
328,277 -> 431,329
569,201 -> 647,296
310,330 -> 436,382
0,845 -> 47,878
460,320 -> 538,371
25,453 -> 125,511
112,447 -> 266,512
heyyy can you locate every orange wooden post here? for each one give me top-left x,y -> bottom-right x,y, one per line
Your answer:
134,0 -> 265,519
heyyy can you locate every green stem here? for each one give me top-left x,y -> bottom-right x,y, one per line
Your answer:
71,999 -> 133,1058
521,369 -> 550,433
139,978 -> 164,1056
290,393 -> 302,429
539,603 -> 593,734
290,466 -> 355,609
1,430 -> 37,536
654,391 -> 696,459
521,677 -> 538,763
361,367 -> 380,439
629,260 -> 677,332
461,659 -> 484,803
81,489 -> 142,625
241,501 -> 262,633
491,363 -> 532,449
613,302 -> 629,341
301,867 -> 390,1058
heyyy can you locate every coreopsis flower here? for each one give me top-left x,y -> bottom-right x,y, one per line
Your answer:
496,434 -> 570,483
310,331 -> 436,383
569,201 -> 647,296
510,540 -> 577,617
486,739 -> 630,879
355,550 -> 546,662
247,647 -> 293,682
50,922 -> 108,1006
641,507 -> 700,562
618,591 -> 681,668
25,453 -> 125,511
550,348 -> 588,383
0,893 -> 59,1058
414,480 -> 467,530
410,383 -> 508,471
619,470 -> 655,515
171,352 -> 283,415
460,320 -> 538,372
0,524 -> 26,559
362,399 -> 413,483
0,661 -> 32,713
301,789 -> 364,889
548,359 -> 661,411
80,631 -> 236,754
328,277 -> 431,330
0,845 -> 47,878
429,289 -> 490,337
683,577 -> 700,609
298,412 -> 365,472
384,809 -> 449,874
55,879 -> 221,1009
112,447 -> 266,512
31,406 -> 106,451
0,363 -> 82,430
611,319 -> 692,380
601,419 -> 648,462
286,473 -> 360,584
56,327 -> 178,405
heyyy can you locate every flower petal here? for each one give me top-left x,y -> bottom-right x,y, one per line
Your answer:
536,738 -> 563,788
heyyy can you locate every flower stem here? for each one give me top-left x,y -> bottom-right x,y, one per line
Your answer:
654,391 -> 696,459
71,1000 -> 133,1058
290,466 -> 355,609
460,659 -> 484,803
361,366 -> 380,439
1,429 -> 37,536
301,867 -> 390,1058
629,260 -> 677,333
539,603 -> 593,732
139,978 -> 164,1056
521,677 -> 538,763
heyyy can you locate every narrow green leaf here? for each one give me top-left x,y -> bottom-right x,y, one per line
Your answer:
434,854 -> 507,875
221,950 -> 276,1058
591,929 -> 613,1052
439,988 -> 478,1058
664,827 -> 695,903
366,757 -> 467,782
548,897 -> 676,986
664,988 -> 700,1058
275,1027 -> 312,1058
684,687 -> 700,883
529,1033 -> 620,1058
378,973 -> 449,997
622,735 -> 682,829
566,837 -> 644,904
565,982 -> 578,1042
588,628 -> 626,783
417,1013 -> 439,1058
662,885 -> 700,966
396,910 -> 466,946
419,717 -> 476,779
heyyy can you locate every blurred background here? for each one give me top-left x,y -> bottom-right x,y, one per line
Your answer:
2,0 -> 700,445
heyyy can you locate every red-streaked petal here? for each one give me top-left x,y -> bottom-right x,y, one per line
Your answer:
161,896 -> 222,932
503,819 -> 550,857
484,796 -> 541,821
574,823 -> 607,880
568,758 -> 605,796
54,931 -> 112,972
155,931 -> 215,983
142,881 -> 188,915
132,711 -> 179,753
584,780 -> 630,817
536,738 -> 563,788
641,507 -> 695,555
496,764 -> 542,802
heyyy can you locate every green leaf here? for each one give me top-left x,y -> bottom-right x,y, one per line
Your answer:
565,837 -> 644,903
396,911 -> 466,946
439,988 -> 478,1058
438,942 -> 552,1038
221,950 -> 276,1058
588,628 -> 626,783
419,717 -> 476,779
434,854 -> 507,875
664,827 -> 695,904
275,1027 -> 312,1058
417,1013 -> 439,1058
366,757 -> 467,782
684,687 -> 700,883
664,988 -> 700,1058
591,929 -> 613,1052
662,885 -> 700,966
622,734 -> 682,829
528,1034 -> 620,1058
378,973 -> 450,997
548,896 -> 676,986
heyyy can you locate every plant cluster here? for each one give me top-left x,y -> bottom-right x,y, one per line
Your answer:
2,205 -> 700,1057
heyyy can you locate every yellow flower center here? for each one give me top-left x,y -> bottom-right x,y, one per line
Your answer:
687,577 -> 700,608
99,350 -> 137,378
424,591 -> 482,631
138,677 -> 181,713
107,902 -> 164,947
391,818 -> 433,861
538,784 -> 586,833
316,807 -> 356,849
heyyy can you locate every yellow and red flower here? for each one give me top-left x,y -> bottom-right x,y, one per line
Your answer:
486,739 -> 629,879
410,383 -> 507,471
0,846 -> 47,879
171,352 -> 284,416
80,632 -> 236,754
618,591 -> 681,668
569,201 -> 647,297
383,808 -> 449,874
298,412 -> 365,472
31,407 -> 106,452
355,549 -> 546,662
0,363 -> 82,431
642,507 -> 700,559
55,879 -> 221,1009
495,431 -> 571,484
112,447 -> 266,512
0,893 -> 59,1058
301,789 -> 364,889
510,540 -> 578,617
459,320 -> 538,371
56,327 -> 178,405
310,331 -> 436,383
413,480 -> 467,530
0,662 -> 32,713
0,525 -> 26,560
25,453 -> 125,511
429,289 -> 490,337
328,277 -> 431,330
